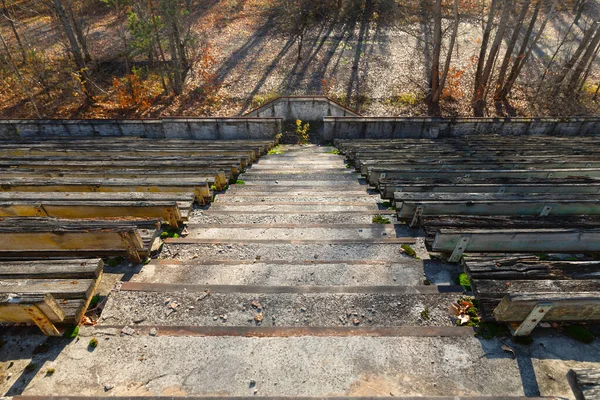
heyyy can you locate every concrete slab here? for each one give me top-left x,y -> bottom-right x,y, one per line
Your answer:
99,290 -> 460,327
132,261 -> 426,286
242,180 -> 367,186
160,243 -> 415,261
185,225 -> 408,240
215,195 -> 378,203
188,212 -> 387,224
16,333 -> 566,397
207,204 -> 378,211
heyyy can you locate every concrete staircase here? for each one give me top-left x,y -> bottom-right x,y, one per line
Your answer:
10,145 -> 572,399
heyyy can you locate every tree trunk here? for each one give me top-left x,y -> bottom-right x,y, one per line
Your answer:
427,0 -> 442,116
428,0 -> 458,117
1,0 -> 26,63
473,0 -> 497,96
493,0 -> 530,101
52,0 -> 93,103
64,0 -> 91,62
472,0 -> 511,116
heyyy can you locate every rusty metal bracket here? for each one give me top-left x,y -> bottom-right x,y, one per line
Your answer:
511,302 -> 553,337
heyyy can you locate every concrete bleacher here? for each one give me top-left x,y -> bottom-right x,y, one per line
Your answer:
0,138 -> 276,334
337,135 -> 600,336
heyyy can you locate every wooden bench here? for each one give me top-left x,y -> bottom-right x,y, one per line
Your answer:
0,258 -> 103,335
432,228 -> 600,262
0,177 -> 212,203
0,168 -> 227,189
0,191 -> 195,221
0,217 -> 161,263
0,154 -> 249,170
393,192 -> 600,226
378,177 -> 600,199
367,167 -> 600,186
0,158 -> 243,176
0,200 -> 184,228
568,369 -> 600,400
461,254 -> 600,335
357,157 -> 600,175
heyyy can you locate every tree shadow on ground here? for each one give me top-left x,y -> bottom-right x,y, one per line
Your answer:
215,17 -> 276,86
1,329 -> 71,396
238,37 -> 297,115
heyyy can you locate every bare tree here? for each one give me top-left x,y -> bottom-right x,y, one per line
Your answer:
427,0 -> 459,116
472,0 -> 512,116
50,0 -> 94,103
493,0 -> 531,101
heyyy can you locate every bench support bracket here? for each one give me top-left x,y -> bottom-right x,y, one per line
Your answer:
410,205 -> 424,228
449,235 -> 471,263
511,302 -> 553,337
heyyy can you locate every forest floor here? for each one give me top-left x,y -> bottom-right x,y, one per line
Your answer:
2,0 -> 600,119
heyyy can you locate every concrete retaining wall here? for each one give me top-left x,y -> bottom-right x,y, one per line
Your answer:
245,97 -> 359,121
0,118 -> 282,140
323,117 -> 600,140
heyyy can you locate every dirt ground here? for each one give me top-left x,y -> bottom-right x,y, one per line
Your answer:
2,0 -> 600,119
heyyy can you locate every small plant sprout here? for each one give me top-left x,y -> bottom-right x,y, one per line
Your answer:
46,368 -> 56,375
372,215 -> 391,224
89,338 -> 99,348
420,307 -> 430,320
296,119 -> 310,144
63,325 -> 79,339
401,244 -> 417,258
268,145 -> 284,155
235,179 -> 246,185
456,273 -> 472,291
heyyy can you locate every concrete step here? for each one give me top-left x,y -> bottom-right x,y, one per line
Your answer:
241,180 -> 367,186
160,242 -> 414,261
100,285 -> 461,327
185,224 -> 410,240
224,186 -> 373,194
241,174 -> 362,180
133,260 -> 426,286
207,203 -> 379,212
214,195 -> 378,203
18,332 -> 536,397
188,211 -> 394,224
249,164 -> 349,170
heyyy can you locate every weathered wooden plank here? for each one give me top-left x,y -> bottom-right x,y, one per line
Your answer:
432,229 -> 600,253
0,200 -> 183,227
0,278 -> 96,298
0,293 -> 64,335
0,217 -> 157,262
567,368 -> 600,400
472,279 -> 600,300
0,155 -> 249,169
0,169 -> 227,189
0,258 -> 103,279
422,216 -> 600,233
370,168 -> 600,185
464,259 -> 600,280
493,293 -> 600,322
395,192 -> 600,219
379,178 -> 600,199
3,160 -> 241,176
0,177 -> 210,203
